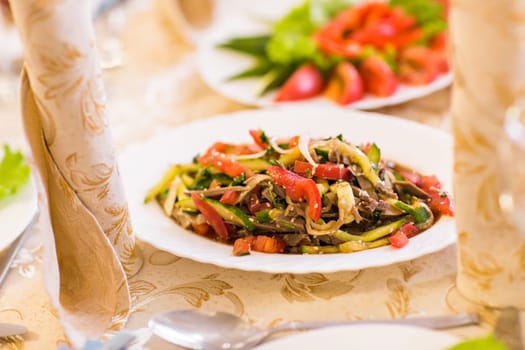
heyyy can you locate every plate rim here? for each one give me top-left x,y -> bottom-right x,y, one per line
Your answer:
252,323 -> 461,349
0,175 -> 38,251
121,107 -> 457,273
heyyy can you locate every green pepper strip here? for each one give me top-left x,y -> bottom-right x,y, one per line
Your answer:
144,163 -> 200,203
301,245 -> 340,254
333,218 -> 406,242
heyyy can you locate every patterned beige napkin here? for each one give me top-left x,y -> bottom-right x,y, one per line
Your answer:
451,0 -> 525,308
10,0 -> 142,346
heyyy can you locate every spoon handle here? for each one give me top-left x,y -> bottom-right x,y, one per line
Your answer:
270,313 -> 479,334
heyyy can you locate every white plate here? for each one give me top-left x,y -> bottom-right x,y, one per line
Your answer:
120,108 -> 456,273
197,7 -> 452,110
0,149 -> 38,252
253,324 -> 460,350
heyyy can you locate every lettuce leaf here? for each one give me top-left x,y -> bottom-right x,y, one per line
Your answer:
389,0 -> 447,41
448,334 -> 508,350
0,145 -> 30,200
266,0 -> 351,70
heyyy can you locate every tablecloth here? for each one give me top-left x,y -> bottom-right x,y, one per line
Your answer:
0,1 -> 519,349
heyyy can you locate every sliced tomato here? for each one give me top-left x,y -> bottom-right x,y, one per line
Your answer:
267,165 -> 322,221
399,47 -> 439,85
294,160 -> 352,181
398,170 -> 422,186
400,222 -> 419,238
389,230 -> 409,248
191,193 -> 229,241
232,236 -> 256,256
427,190 -> 454,217
252,235 -> 286,254
220,190 -> 241,205
199,150 -> 253,178
420,175 -> 441,190
249,129 -> 268,149
274,64 -> 325,102
359,55 -> 398,97
192,222 -> 210,236
419,175 -> 454,216
324,62 -> 364,105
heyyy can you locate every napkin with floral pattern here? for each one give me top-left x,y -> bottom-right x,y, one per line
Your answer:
451,0 -> 525,308
10,0 -> 142,347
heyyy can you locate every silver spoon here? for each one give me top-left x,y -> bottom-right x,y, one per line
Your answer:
149,309 -> 480,350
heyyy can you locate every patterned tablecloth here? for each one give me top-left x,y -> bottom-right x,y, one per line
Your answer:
0,1 -> 520,349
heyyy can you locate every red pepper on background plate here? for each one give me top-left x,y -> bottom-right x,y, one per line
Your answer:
274,64 -> 325,102
324,62 -> 364,105
398,47 -> 440,85
359,55 -> 398,97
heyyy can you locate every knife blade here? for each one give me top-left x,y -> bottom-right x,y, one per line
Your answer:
0,211 -> 38,288
495,307 -> 524,350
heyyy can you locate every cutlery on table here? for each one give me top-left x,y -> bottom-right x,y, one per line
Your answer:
0,212 -> 37,339
0,323 -> 28,338
0,211 -> 38,287
149,309 -> 480,350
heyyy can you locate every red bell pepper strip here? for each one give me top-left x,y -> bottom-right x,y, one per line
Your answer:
220,190 -> 241,205
266,165 -> 322,221
191,193 -> 229,241
294,160 -> 352,181
199,150 -> 253,178
249,130 -> 269,149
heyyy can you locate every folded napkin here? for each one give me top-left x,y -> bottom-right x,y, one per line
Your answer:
451,0 -> 525,308
10,0 -> 142,346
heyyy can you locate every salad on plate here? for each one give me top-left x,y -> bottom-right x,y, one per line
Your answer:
0,144 -> 30,203
145,130 -> 453,256
216,0 -> 449,106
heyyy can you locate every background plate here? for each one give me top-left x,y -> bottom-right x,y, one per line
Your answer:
120,108 -> 456,273
197,3 -> 452,110
253,324 -> 460,350
0,147 -> 38,251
